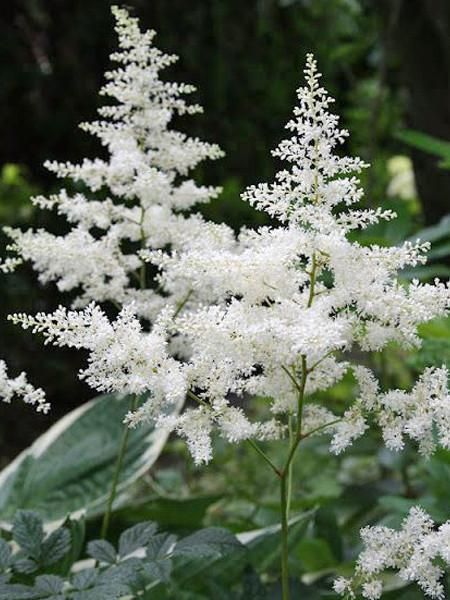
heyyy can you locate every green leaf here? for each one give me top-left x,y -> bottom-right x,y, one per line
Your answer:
0,393 -> 182,524
407,213 -> 450,244
41,528 -> 71,566
0,583 -> 42,599
146,533 -> 176,561
142,558 -> 173,583
34,575 -> 64,594
397,130 -> 450,164
0,540 -> 11,570
118,521 -> 158,557
13,557 -> 38,574
12,511 -> 44,560
71,568 -> 98,590
87,540 -> 117,564
58,516 -> 85,576
174,528 -> 242,559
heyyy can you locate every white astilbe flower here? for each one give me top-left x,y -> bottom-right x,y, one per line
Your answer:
7,48 -> 450,465
4,6 -> 224,318
142,53 -> 449,460
334,507 -> 450,599
0,360 -> 49,414
10,305 -> 187,408
329,365 -> 450,456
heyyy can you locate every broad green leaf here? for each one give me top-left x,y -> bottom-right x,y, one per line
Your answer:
0,393 -> 182,525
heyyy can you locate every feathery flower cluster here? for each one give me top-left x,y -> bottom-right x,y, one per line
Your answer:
7,14 -> 450,465
139,54 -> 449,460
4,6 -> 223,320
0,360 -> 49,413
334,507 -> 450,599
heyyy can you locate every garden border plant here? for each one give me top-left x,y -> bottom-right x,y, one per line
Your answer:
2,6 -> 450,600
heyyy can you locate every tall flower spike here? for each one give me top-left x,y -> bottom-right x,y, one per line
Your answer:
142,53 -> 450,461
242,54 -> 391,233
5,6 -> 224,321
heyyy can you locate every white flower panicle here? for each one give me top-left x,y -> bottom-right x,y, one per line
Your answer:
0,360 -> 49,414
328,365 -> 450,456
141,53 -> 449,460
9,305 -> 187,407
334,507 -> 450,599
6,33 -> 450,465
4,6 -> 223,318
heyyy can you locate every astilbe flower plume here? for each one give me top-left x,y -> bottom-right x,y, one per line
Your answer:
5,6 -> 223,321
334,507 -> 450,599
140,54 -> 450,463
0,360 -> 49,414
7,33 -> 450,465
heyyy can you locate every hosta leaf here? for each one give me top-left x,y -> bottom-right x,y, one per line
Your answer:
12,511 -> 44,559
118,521 -> 157,557
0,393 -> 182,524
87,540 -> 117,564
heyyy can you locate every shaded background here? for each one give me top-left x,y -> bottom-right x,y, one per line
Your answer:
0,0 -> 449,461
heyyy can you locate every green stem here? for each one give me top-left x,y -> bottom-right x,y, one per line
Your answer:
101,395 -> 138,539
286,415 -> 294,520
280,473 -> 290,600
246,439 -> 281,477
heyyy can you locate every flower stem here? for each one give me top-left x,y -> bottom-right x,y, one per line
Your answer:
280,472 -> 290,600
101,395 -> 138,539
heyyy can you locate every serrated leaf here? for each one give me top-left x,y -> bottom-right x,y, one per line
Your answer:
98,561 -> 140,588
87,540 -> 117,564
174,527 -> 242,559
71,585 -> 128,600
146,533 -> 176,561
0,583 -> 42,599
71,568 -> 98,590
41,528 -> 71,566
34,574 -> 65,594
12,511 -> 44,559
13,556 -> 38,574
143,558 -> 173,583
59,516 -> 85,576
0,393 -> 182,524
118,521 -> 157,557
0,539 -> 11,570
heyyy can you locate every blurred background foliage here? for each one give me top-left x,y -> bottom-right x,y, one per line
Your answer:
0,1 -> 450,596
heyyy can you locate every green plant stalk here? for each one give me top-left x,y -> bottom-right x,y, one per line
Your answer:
101,394 -> 138,539
280,473 -> 290,600
100,220 -> 149,539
